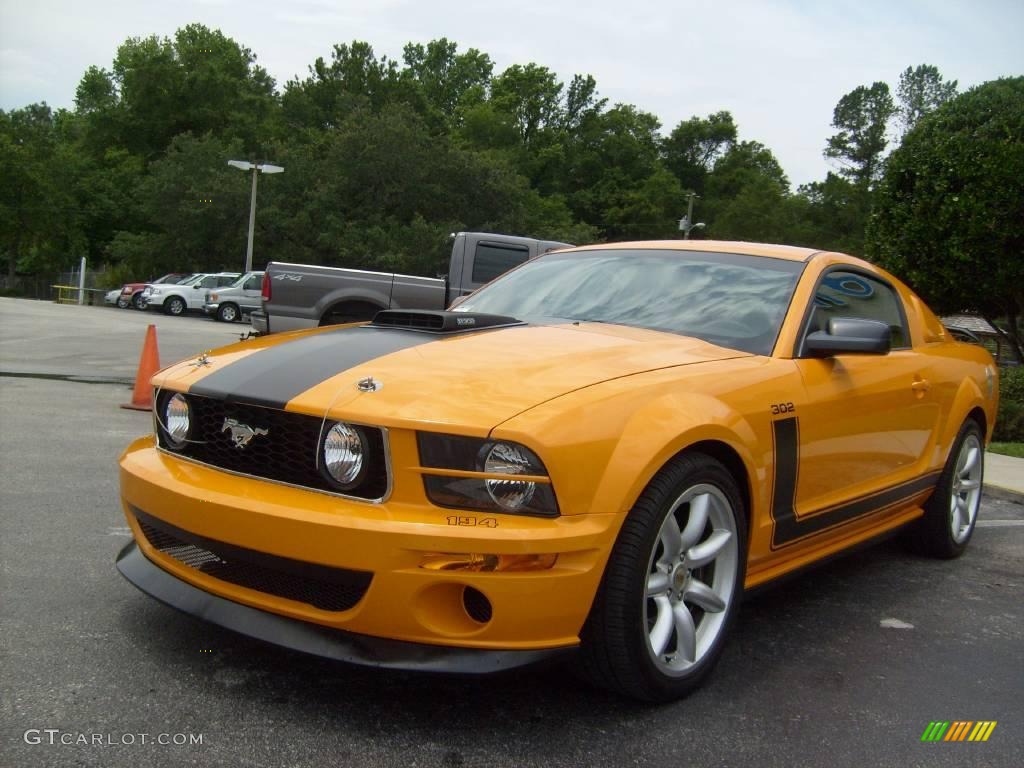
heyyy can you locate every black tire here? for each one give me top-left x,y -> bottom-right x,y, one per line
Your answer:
902,420 -> 984,559
216,303 -> 239,323
116,296 -> 131,309
577,452 -> 747,701
165,296 -> 186,316
131,293 -> 144,310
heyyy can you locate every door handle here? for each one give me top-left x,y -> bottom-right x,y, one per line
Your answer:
911,378 -> 931,394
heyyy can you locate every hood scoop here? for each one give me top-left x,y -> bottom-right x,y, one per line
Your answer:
371,309 -> 524,334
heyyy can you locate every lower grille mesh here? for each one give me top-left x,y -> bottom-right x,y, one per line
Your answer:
135,511 -> 372,612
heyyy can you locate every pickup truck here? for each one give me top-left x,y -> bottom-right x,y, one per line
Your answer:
251,232 -> 572,334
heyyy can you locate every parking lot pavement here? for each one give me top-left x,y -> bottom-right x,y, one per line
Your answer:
1,305 -> 1022,768
0,298 -> 251,381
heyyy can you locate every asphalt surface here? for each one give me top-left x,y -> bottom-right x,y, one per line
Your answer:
1,300 -> 1022,768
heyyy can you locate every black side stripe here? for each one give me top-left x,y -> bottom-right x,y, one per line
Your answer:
189,326 -> 434,409
770,416 -> 940,550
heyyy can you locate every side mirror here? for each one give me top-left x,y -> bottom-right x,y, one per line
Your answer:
805,317 -> 891,357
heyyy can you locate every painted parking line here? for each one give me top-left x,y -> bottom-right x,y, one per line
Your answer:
976,520 -> 1024,528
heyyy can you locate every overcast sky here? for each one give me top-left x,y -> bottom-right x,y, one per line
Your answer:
1,0 -> 1021,186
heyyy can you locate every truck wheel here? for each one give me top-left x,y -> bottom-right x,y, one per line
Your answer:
117,297 -> 131,309
165,296 -> 186,316
131,293 -> 144,310
217,303 -> 239,323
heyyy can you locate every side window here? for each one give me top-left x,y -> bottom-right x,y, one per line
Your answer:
808,270 -> 909,348
217,276 -> 236,287
471,243 -> 529,285
200,276 -> 218,288
244,276 -> 261,290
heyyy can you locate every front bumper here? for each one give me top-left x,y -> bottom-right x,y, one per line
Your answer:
202,302 -> 219,315
118,436 -> 614,659
116,540 -> 571,672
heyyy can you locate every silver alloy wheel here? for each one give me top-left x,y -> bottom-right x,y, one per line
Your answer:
643,483 -> 738,674
167,297 -> 185,315
949,433 -> 982,544
219,304 -> 238,322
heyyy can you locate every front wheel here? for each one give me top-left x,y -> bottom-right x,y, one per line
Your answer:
116,297 -> 131,309
165,296 -> 186,316
216,303 -> 239,323
903,420 -> 984,558
578,452 -> 746,701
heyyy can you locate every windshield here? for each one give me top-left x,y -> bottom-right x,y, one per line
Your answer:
456,248 -> 804,355
153,273 -> 192,285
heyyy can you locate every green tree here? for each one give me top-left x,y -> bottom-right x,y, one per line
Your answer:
0,105 -> 86,279
824,82 -> 896,187
868,77 -> 1024,359
896,64 -> 957,137
662,111 -> 737,195
282,41 -> 407,132
401,39 -> 493,125
489,64 -> 563,145
87,24 -> 277,159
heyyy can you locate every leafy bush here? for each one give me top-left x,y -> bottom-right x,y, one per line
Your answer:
993,398 -> 1024,442
998,365 -> 1024,404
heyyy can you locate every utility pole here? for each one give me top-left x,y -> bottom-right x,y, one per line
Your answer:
678,192 -> 705,239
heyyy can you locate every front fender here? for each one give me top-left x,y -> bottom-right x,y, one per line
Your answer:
492,364 -> 771,526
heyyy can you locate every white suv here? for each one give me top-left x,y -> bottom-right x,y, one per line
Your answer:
143,272 -> 240,316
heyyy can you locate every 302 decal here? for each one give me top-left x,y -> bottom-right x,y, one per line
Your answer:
770,402 -> 795,415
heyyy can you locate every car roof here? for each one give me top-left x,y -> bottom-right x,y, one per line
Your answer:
567,240 -> 822,263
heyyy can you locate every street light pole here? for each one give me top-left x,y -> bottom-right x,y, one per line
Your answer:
228,160 -> 284,273
678,192 -> 705,239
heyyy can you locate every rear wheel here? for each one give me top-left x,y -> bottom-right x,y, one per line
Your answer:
903,420 -> 984,558
578,452 -> 746,701
165,296 -> 186,316
216,303 -> 239,323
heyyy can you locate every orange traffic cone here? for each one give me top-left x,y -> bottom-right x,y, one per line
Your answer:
121,324 -> 161,411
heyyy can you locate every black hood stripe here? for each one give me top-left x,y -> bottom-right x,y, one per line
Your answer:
188,326 -> 433,409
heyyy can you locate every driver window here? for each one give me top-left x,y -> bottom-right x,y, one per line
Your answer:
809,271 -> 908,348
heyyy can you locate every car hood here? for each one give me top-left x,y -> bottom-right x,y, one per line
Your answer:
155,322 -> 751,434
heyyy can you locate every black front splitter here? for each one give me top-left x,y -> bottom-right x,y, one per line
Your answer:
116,541 -> 574,673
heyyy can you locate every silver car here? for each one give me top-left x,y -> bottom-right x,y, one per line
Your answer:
203,271 -> 264,322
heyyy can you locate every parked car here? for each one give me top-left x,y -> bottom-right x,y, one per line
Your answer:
254,232 -> 572,334
104,288 -> 121,306
117,273 -> 192,309
116,240 -> 997,702
143,272 -> 240,316
203,271 -> 264,322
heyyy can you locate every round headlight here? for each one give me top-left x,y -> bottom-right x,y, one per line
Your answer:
164,393 -> 190,448
322,422 -> 367,489
483,442 -> 537,510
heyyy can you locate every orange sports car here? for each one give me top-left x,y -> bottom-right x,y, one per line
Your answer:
117,241 -> 998,701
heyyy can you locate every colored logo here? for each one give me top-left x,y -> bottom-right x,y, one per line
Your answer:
921,721 -> 997,742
